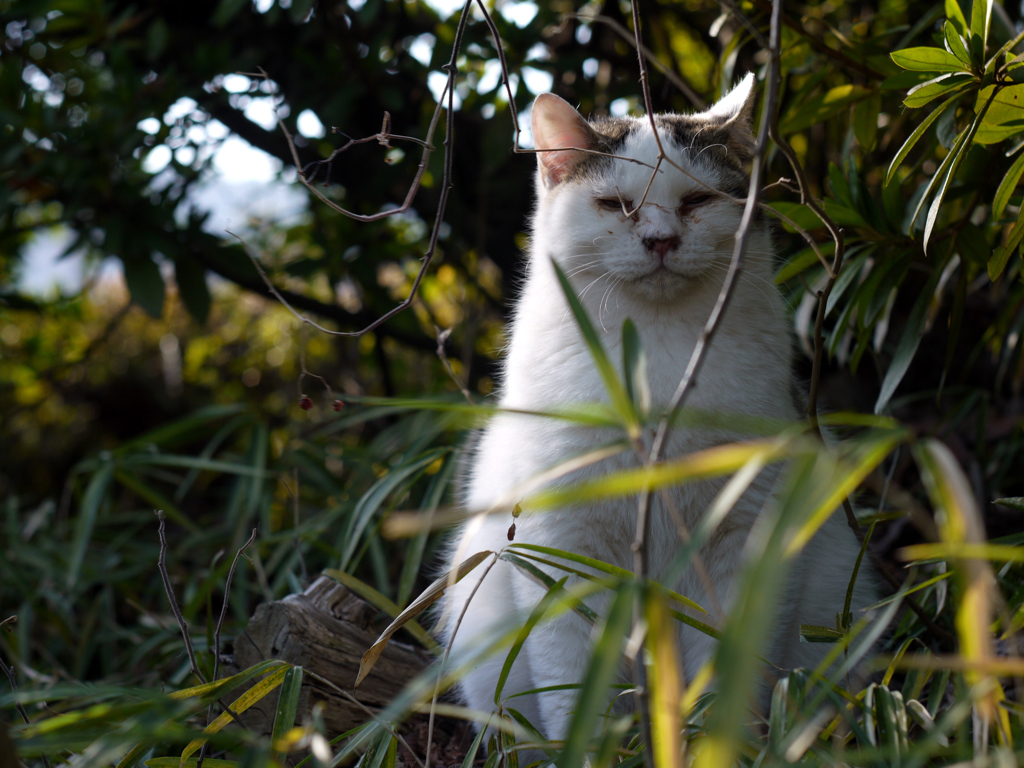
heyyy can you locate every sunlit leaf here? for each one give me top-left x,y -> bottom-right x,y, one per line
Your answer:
779,84 -> 872,134
903,73 -> 973,109
974,84 -> 1024,144
885,91 -> 961,185
550,259 -> 638,436
891,47 -> 970,73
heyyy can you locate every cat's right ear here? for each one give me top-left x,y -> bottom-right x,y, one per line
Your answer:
531,94 -> 600,189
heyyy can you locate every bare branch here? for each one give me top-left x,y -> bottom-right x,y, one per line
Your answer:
155,510 -> 206,685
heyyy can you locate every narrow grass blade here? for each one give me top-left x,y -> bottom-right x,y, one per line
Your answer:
355,551 -> 492,687
324,569 -> 436,649
550,259 -> 638,435
556,584 -> 634,768
495,578 -> 569,704
646,588 -> 682,768
67,460 -> 114,589
180,665 -> 290,760
270,666 -> 303,760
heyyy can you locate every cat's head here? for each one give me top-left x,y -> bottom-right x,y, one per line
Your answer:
529,75 -> 760,304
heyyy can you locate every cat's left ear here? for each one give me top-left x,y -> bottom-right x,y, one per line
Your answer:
705,73 -> 757,158
531,93 -> 601,189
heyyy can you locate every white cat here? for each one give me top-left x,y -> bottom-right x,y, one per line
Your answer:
440,76 -> 875,746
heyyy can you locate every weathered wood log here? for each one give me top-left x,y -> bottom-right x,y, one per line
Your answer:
232,574 -> 432,737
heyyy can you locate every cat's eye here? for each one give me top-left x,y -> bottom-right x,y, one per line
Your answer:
596,197 -> 632,212
682,193 -> 714,208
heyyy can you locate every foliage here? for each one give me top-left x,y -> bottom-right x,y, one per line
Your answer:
2,0 -> 1024,766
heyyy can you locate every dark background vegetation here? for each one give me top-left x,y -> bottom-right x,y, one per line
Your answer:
1,0 -> 1023,764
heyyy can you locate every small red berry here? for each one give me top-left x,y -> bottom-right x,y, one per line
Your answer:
299,394 -> 313,411
333,399 -> 344,412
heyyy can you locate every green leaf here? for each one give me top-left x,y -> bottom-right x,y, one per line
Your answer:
799,624 -> 844,643
903,73 -> 973,108
946,0 -> 969,38
270,666 -> 303,760
974,85 -> 1024,144
991,202 -> 1024,280
875,255 -> 948,413
67,461 -> 114,589
495,577 -> 568,704
621,319 -> 650,418
944,21 -> 972,66
994,497 -> 1024,511
890,46 -> 970,73
323,569 -> 436,649
969,0 -> 993,63
181,666 -> 290,760
340,448 -> 448,570
174,256 -> 211,325
550,259 -> 638,435
556,583 -> 633,768
854,91 -> 882,150
122,255 -> 166,319
779,84 -> 872,134
993,149 -> 1024,219
886,92 -> 962,185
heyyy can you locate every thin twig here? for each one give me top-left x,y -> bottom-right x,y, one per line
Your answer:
155,510 -> 207,685
197,525 -> 259,768
435,325 -> 474,404
425,552 -> 501,768
562,11 -> 706,108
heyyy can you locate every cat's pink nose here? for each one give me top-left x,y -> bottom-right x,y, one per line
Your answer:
643,235 -> 680,261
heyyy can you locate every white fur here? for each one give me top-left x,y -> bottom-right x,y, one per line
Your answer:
440,85 -> 875,744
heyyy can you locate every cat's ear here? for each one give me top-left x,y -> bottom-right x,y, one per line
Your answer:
531,93 -> 600,188
705,73 -> 757,158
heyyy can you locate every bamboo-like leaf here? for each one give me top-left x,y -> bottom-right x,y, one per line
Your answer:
270,666 -> 303,760
355,551 -> 492,687
180,665 -> 290,761
885,92 -> 961,185
550,259 -> 638,435
509,543 -> 708,614
67,460 -> 114,589
556,583 -> 633,768
906,699 -> 950,747
495,577 -> 569,704
340,448 -> 448,569
324,569 -> 436,649
784,432 -> 904,556
891,46 -> 970,73
875,254 -> 948,414
646,589 -> 682,768
994,496 -> 1024,510
528,438 -> 789,510
621,319 -> 651,418
145,760 -> 238,768
897,543 -> 1024,561
460,719 -> 489,768
913,439 -> 997,719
